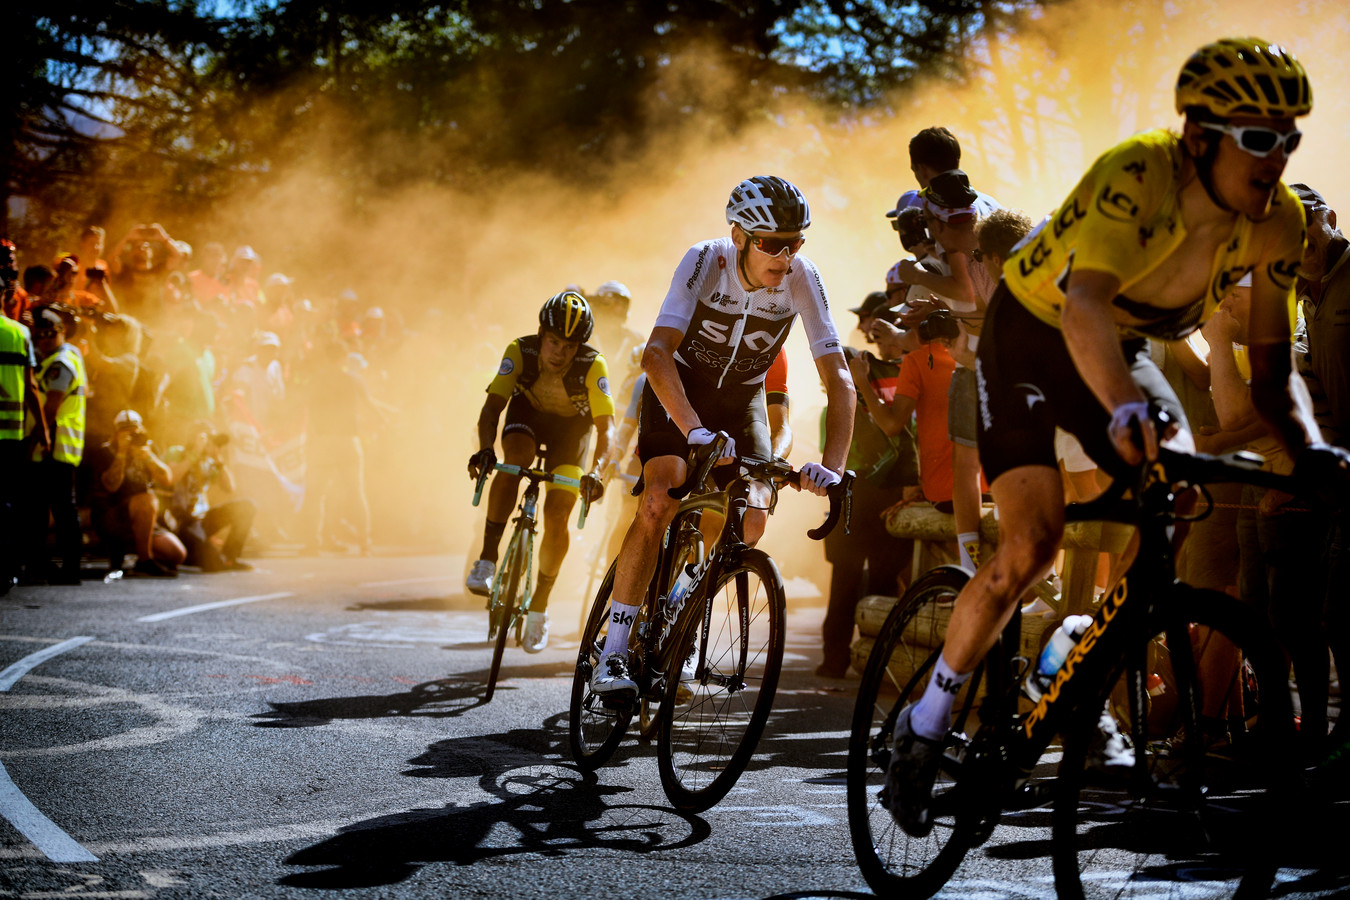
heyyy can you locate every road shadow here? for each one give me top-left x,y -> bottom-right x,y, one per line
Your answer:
249,661 -> 584,727
279,713 -> 710,889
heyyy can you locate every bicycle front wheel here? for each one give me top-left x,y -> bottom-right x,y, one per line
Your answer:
657,547 -> 785,812
568,562 -> 633,770
485,532 -> 525,703
847,565 -> 981,899
1052,586 -> 1300,900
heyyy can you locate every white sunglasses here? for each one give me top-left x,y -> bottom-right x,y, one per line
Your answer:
1199,122 -> 1302,158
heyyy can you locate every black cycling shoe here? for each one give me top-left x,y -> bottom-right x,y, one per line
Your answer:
881,703 -> 943,838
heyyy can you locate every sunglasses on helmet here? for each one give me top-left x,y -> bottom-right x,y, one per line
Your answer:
746,233 -> 806,258
1199,122 -> 1302,158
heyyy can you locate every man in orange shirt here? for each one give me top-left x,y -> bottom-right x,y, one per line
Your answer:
851,315 -> 956,511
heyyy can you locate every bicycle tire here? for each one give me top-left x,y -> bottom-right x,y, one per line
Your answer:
1051,586 -> 1300,900
657,547 -> 785,812
568,562 -> 633,769
847,565 -> 983,899
485,531 -> 525,703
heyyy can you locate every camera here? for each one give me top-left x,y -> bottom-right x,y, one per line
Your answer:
210,433 -> 230,447
892,206 -> 931,253
916,308 -> 961,344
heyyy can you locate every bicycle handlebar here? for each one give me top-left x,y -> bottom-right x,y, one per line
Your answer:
667,431 -> 854,540
1064,446 -> 1307,526
471,463 -> 591,528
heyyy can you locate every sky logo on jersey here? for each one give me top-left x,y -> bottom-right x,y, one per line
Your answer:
695,319 -> 790,352
498,358 -> 514,376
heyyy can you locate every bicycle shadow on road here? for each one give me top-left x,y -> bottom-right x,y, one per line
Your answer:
249,662 -> 580,727
278,714 -> 711,889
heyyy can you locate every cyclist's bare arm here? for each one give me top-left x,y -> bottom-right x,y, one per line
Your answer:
768,399 -> 792,458
816,350 -> 856,489
473,393 -> 509,466
1246,268 -> 1324,455
589,413 -> 614,477
642,325 -> 701,438
1060,268 -> 1159,463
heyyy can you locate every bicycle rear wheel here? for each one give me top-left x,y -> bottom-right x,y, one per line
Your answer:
657,547 -> 785,812
568,562 -> 633,769
485,532 -> 525,703
1052,586 -> 1300,899
847,565 -> 983,898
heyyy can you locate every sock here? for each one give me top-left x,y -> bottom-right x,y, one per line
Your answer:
479,520 -> 507,563
602,602 -> 640,656
957,532 -> 980,572
909,654 -> 971,740
533,573 -> 557,613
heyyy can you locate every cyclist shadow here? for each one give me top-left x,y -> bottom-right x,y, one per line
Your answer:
278,713 -> 712,889
248,660 -> 582,726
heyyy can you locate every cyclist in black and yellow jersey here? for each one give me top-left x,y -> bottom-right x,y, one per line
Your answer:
884,38 -> 1350,838
466,291 -> 614,652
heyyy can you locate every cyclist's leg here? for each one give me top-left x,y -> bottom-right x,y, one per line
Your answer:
605,453 -> 683,649
533,411 -> 589,614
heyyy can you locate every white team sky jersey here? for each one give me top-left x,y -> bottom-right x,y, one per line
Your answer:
654,237 -> 842,390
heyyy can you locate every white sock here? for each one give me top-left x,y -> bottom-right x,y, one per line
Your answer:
602,602 -> 640,656
957,532 -> 980,573
909,654 -> 970,740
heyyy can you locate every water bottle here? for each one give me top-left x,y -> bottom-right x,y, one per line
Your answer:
667,564 -> 697,610
1025,614 -> 1093,702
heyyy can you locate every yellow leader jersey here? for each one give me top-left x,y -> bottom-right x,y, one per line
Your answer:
1003,129 -> 1305,341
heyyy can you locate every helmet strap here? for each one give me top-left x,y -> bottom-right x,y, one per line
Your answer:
1188,129 -> 1234,214
735,229 -> 764,292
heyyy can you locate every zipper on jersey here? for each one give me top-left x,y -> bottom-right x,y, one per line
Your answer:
717,294 -> 754,390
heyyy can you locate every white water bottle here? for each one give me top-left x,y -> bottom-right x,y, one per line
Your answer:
667,564 -> 697,609
1025,614 -> 1093,702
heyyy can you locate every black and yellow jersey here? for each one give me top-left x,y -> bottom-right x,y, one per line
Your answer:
1003,129 -> 1305,341
487,335 -> 615,419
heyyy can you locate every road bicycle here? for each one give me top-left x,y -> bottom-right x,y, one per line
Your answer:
472,459 -> 591,703
570,434 -> 853,811
848,445 -> 1315,899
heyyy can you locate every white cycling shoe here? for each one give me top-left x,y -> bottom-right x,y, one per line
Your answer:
522,611 -> 549,653
590,651 -> 638,699
466,559 -> 495,597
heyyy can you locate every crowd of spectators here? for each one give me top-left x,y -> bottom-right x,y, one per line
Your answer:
0,222 -> 424,591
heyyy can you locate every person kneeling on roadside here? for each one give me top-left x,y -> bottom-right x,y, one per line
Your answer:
90,409 -> 186,577
165,421 -> 255,572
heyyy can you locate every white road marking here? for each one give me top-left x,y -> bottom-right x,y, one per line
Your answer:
0,636 -> 93,691
0,638 -> 99,862
136,592 -> 295,622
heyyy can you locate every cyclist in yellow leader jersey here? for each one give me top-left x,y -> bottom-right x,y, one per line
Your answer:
884,38 -> 1350,838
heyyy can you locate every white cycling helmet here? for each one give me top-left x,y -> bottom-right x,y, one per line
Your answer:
593,280 -> 631,301
726,176 -> 811,233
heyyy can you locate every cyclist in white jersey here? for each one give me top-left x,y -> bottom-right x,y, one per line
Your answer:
590,175 -> 856,697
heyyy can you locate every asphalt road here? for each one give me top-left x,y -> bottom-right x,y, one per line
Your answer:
3,550 -> 1349,899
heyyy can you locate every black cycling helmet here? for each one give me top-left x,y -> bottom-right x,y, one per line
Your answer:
726,176 -> 811,233
539,291 -> 594,343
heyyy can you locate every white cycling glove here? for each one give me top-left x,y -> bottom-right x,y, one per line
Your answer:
688,427 -> 736,462
800,462 -> 842,490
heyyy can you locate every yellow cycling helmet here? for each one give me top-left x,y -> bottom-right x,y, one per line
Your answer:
1176,38 -> 1311,120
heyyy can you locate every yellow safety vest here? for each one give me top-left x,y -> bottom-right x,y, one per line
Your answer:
0,317 -> 31,442
32,342 -> 86,464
